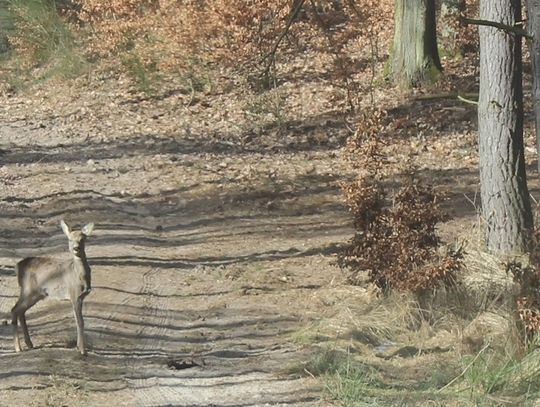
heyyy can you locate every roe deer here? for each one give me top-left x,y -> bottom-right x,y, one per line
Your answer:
11,220 -> 94,355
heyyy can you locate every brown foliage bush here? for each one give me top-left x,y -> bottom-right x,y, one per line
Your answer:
72,0 -> 393,76
5,0 -> 395,96
339,109 -> 461,293
508,230 -> 540,336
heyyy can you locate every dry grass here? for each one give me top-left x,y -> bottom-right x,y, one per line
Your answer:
293,229 -> 540,405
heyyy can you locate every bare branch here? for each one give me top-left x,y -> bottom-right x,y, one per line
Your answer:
462,17 -> 532,39
261,0 -> 306,88
457,94 -> 479,105
413,92 -> 478,102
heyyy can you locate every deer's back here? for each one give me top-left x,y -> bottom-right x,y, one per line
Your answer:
16,257 -> 77,300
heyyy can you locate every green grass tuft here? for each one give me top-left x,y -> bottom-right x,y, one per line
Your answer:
459,342 -> 540,405
3,0 -> 87,85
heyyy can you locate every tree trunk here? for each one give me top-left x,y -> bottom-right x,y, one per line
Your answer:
438,0 -> 466,55
526,0 -> 540,177
391,0 -> 442,87
478,0 -> 533,255
0,0 -> 11,54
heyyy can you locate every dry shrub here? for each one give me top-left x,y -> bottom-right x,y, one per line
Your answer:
76,0 -> 160,58
5,0 -> 395,96
341,181 -> 462,292
507,230 -> 540,336
76,1 -> 293,65
73,0 -> 393,79
516,295 -> 540,334
339,109 -> 461,292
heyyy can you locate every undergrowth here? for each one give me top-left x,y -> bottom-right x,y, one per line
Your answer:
121,51 -> 160,95
292,294 -> 540,406
338,109 -> 462,293
296,346 -> 454,406
303,343 -> 540,406
1,0 -> 396,101
458,339 -> 540,405
6,0 -> 87,81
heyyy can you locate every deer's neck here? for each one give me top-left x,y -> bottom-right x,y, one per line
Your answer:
73,251 -> 87,261
73,253 -> 91,291
73,253 -> 90,273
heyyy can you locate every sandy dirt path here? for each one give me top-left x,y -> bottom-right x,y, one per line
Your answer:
0,102 -> 351,406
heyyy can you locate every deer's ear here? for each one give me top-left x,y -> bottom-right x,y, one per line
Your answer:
82,223 -> 94,236
60,220 -> 71,236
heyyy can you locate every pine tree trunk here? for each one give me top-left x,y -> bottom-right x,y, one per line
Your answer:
391,0 -> 442,87
478,0 -> 533,255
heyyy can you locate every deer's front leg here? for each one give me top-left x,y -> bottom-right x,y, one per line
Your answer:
72,297 -> 86,355
19,313 -> 34,349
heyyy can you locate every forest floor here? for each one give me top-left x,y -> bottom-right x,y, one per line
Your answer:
0,45 -> 537,406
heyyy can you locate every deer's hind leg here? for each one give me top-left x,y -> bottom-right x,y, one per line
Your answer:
11,300 -> 23,352
11,295 -> 41,352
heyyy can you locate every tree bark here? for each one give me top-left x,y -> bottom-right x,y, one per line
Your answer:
391,0 -> 442,87
526,0 -> 540,176
438,0 -> 466,55
0,0 -> 11,54
478,0 -> 533,255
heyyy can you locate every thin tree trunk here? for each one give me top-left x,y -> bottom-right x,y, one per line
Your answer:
392,0 -> 442,87
0,0 -> 11,54
478,0 -> 533,255
438,0 -> 466,55
526,0 -> 540,176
